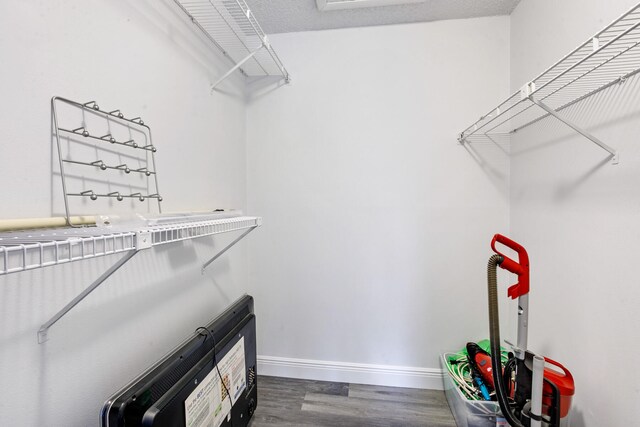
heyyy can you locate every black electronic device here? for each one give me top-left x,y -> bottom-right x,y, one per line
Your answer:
101,295 -> 258,427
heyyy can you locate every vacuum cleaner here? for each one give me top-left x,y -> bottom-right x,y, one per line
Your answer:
486,234 -> 574,427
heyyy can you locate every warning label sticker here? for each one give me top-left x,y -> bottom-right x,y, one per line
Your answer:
184,337 -> 246,427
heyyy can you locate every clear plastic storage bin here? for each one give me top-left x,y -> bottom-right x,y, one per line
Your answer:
441,353 -> 504,427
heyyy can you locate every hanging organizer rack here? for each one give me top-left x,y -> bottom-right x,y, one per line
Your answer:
0,97 -> 262,343
52,96 -> 163,224
458,3 -> 640,165
173,0 -> 291,90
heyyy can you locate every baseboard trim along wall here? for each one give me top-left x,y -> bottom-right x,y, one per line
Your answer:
257,355 -> 445,390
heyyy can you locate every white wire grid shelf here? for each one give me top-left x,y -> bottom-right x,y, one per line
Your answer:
174,0 -> 290,88
148,215 -> 261,246
0,212 -> 261,343
0,231 -> 136,275
0,215 -> 260,276
458,3 -> 640,161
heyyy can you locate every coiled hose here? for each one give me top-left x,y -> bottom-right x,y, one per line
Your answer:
487,254 -> 524,427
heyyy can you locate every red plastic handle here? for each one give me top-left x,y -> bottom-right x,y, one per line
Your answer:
543,356 -> 575,395
491,234 -> 530,299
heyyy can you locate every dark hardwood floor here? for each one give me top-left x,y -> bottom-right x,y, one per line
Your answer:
249,376 -> 456,427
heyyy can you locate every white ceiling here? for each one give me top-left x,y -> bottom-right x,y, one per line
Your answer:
244,0 -> 521,34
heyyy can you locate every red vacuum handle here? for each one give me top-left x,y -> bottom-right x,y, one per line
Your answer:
491,234 -> 530,299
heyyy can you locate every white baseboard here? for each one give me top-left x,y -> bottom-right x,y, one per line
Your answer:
257,355 -> 445,390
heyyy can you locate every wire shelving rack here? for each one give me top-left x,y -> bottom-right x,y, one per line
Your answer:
0,214 -> 260,277
174,0 -> 291,89
458,3 -> 640,164
1,95 -> 263,343
0,212 -> 261,344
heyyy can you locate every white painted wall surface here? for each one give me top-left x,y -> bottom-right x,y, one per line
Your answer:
0,1 -> 249,426
246,17 -> 511,388
510,1 -> 640,425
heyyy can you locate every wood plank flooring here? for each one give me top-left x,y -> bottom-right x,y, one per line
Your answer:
249,376 -> 456,427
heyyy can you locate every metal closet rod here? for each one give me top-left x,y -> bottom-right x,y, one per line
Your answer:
68,190 -> 163,202
59,127 -> 156,152
62,159 -> 156,176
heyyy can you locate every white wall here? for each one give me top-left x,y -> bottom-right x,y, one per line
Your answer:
6,0 -> 635,424
510,1 -> 640,425
0,1 -> 249,426
246,17 -> 511,388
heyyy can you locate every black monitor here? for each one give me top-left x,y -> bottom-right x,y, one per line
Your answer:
101,295 -> 257,427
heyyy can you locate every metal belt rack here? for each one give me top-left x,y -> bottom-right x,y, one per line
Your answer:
0,97 -> 262,343
458,3 -> 640,165
53,96 -> 163,223
173,0 -> 291,90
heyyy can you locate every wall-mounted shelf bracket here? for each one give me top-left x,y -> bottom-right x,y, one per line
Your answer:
175,0 -> 291,92
457,4 -> 639,165
211,43 -> 266,91
37,246 -> 143,343
528,94 -> 619,165
29,215 -> 260,343
201,222 -> 259,273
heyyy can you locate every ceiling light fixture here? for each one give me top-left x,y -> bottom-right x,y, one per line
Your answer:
316,0 -> 426,12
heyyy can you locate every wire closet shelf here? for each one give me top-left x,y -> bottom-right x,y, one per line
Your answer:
0,215 -> 260,276
174,0 -> 290,89
458,3 -> 640,163
1,94 -> 264,342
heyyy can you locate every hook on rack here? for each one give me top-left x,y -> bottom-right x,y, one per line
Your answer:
124,139 -> 139,149
135,167 -> 152,176
72,127 -> 90,137
90,160 -> 108,171
70,190 -> 159,202
116,164 -> 131,174
107,191 -> 125,201
80,190 -> 99,201
142,144 -> 157,152
109,109 -> 125,119
131,117 -> 145,125
130,192 -> 145,202
100,133 -> 117,144
63,159 -> 154,175
83,100 -> 100,110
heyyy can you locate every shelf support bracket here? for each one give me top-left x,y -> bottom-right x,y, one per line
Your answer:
529,96 -> 619,165
211,45 -> 266,92
37,231 -> 151,343
201,226 -> 257,274
37,249 -> 140,343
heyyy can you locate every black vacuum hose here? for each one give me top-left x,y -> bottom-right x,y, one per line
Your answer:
487,254 -> 524,427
